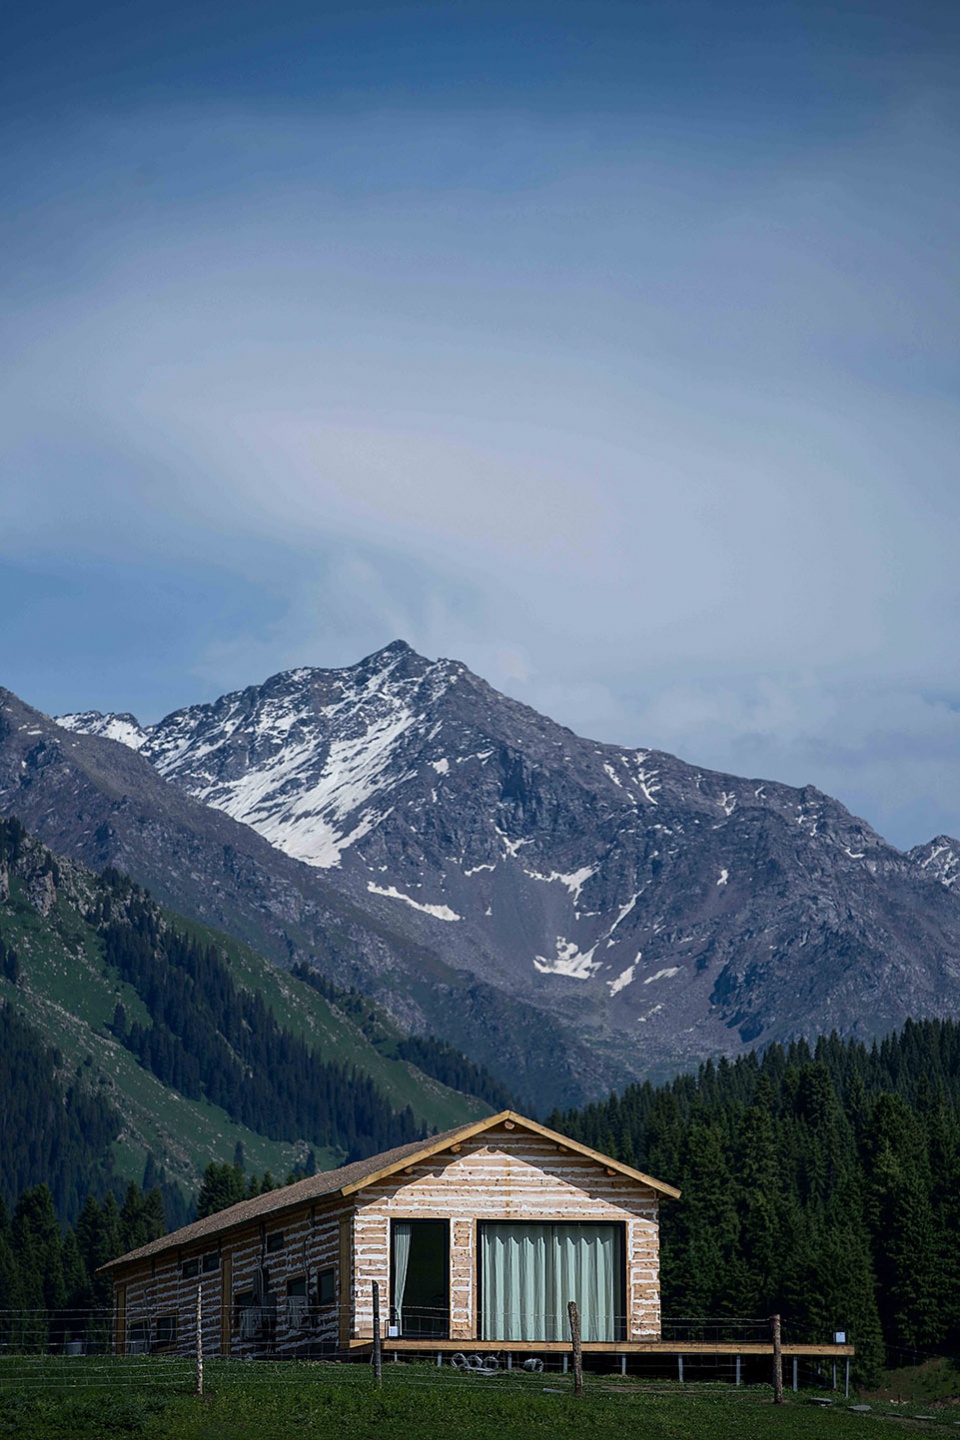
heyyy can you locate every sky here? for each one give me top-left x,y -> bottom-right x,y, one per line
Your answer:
2,0 -> 959,849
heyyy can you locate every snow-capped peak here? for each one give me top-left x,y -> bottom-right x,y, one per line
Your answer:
56,643 -> 455,869
56,711 -> 150,751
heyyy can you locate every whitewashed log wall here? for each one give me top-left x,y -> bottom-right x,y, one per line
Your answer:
353,1130 -> 661,1341
116,1206 -> 346,1358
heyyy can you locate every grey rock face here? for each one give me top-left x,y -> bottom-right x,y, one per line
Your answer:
907,836 -> 960,890
50,641 -> 960,1087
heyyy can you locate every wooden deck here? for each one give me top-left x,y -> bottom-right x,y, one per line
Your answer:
347,1338 -> 855,1356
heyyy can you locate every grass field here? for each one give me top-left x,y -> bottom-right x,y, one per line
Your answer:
2,1359 -> 959,1440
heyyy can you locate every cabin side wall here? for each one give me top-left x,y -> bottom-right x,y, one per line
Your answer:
352,1130 -> 662,1342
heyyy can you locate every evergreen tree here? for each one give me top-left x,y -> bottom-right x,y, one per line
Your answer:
12,1186 -> 65,1351
0,1200 -> 20,1351
197,1163 -> 246,1219
548,1016 -> 960,1378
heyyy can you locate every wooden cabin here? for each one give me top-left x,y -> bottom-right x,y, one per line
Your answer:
103,1111 -> 680,1358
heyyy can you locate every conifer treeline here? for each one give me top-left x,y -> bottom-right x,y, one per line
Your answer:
0,1184 -> 165,1352
549,1020 -> 960,1379
292,962 -> 515,1111
0,1164 -> 312,1351
97,870 -> 424,1160
0,1002 -> 121,1224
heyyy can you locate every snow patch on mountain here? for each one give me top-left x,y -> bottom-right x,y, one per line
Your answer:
910,838 -> 960,889
608,893 -> 639,935
608,959 -> 639,995
533,936 -> 600,979
366,883 -> 461,921
524,865 -> 595,902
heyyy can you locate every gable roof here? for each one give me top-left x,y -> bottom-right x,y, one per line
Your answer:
101,1111 -> 680,1271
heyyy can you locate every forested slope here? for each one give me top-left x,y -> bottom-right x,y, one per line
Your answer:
551,1021 -> 960,1379
0,818 -> 500,1201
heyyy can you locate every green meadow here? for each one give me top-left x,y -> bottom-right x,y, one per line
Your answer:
1,1359 -> 958,1440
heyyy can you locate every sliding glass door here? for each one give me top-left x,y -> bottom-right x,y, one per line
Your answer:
390,1220 -> 450,1338
480,1223 -> 623,1342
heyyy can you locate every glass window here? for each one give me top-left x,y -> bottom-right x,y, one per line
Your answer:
202,1252 -> 220,1273
480,1223 -> 624,1343
155,1314 -> 178,1348
317,1268 -> 336,1306
265,1231 -> 285,1254
181,1259 -> 199,1279
126,1320 -> 150,1354
235,1289 -> 257,1339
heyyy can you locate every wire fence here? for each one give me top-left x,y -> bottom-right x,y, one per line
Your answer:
0,1307 -> 842,1353
0,1307 -> 859,1400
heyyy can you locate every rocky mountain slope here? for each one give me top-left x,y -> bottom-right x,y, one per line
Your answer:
52,641 -> 960,1086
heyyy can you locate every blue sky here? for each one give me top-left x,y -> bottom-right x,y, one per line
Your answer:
2,0 -> 959,847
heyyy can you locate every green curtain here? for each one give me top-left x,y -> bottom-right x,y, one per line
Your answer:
392,1222 -> 412,1335
480,1223 -> 621,1342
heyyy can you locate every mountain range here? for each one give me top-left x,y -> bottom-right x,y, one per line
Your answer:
3,640 -> 960,1111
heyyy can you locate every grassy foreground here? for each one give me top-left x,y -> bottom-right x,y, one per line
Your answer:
1,1360 -> 959,1440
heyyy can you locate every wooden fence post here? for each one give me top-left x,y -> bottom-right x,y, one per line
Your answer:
371,1282 -> 382,1387
770,1314 -> 783,1405
567,1300 -> 583,1397
195,1286 -> 203,1397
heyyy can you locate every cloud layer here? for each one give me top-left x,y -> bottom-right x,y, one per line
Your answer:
2,57 -> 959,848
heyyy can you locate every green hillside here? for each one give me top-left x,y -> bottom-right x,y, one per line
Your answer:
0,819 -> 493,1204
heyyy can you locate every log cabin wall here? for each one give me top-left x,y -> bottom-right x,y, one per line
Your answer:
352,1126 -> 661,1342
113,1203 -> 349,1357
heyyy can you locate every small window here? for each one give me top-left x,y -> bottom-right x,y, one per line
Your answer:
265,1231 -> 285,1254
127,1320 -> 150,1355
181,1259 -> 199,1279
235,1289 -> 257,1338
155,1314 -> 178,1348
287,1276 -> 307,1298
202,1252 -> 220,1273
317,1268 -> 336,1306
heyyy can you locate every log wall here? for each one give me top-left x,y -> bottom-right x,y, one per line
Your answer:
115,1205 -> 347,1358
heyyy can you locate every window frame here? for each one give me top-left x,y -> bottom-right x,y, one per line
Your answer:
317,1267 -> 336,1307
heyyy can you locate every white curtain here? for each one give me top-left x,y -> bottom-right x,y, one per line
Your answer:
392,1222 -> 413,1336
480,1224 -> 620,1342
